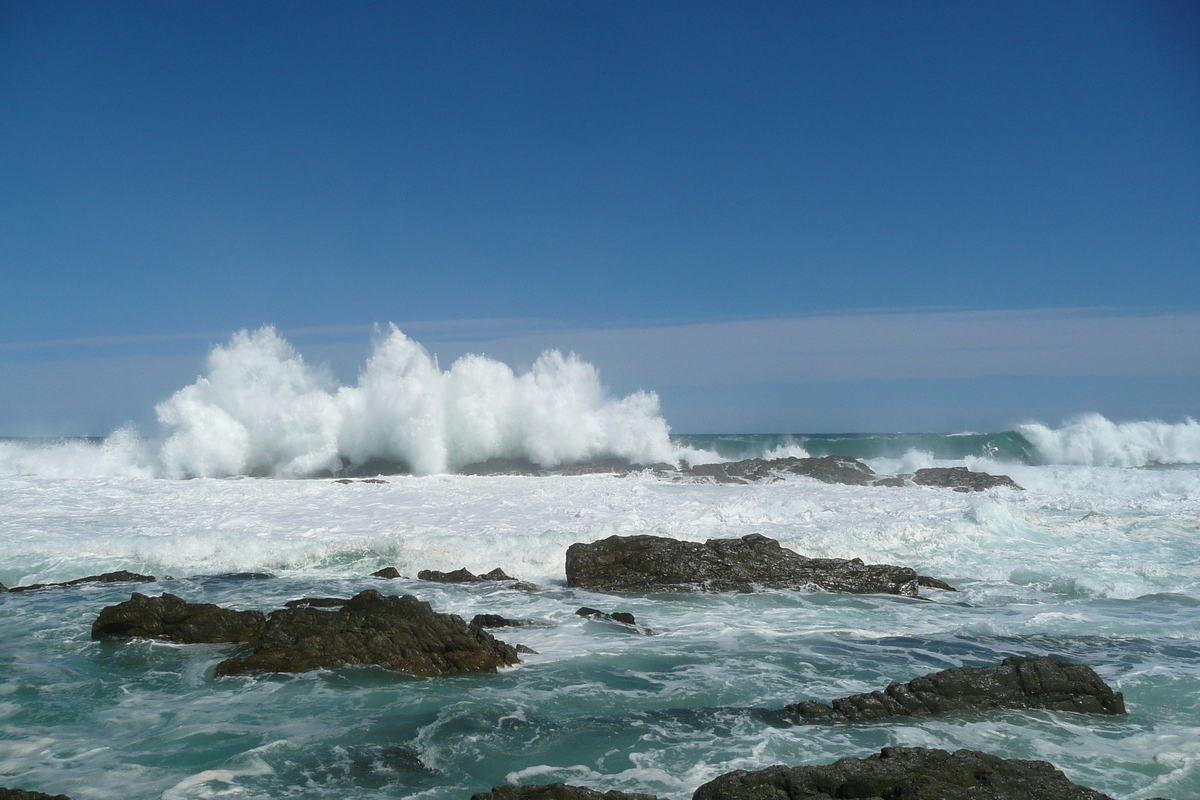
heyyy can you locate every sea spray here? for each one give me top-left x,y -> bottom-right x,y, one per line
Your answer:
1018,413 -> 1200,467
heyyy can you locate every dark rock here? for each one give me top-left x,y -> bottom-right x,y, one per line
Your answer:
361,478 -> 388,484
693,746 -> 1119,800
781,656 -> 1125,723
558,458 -> 638,476
0,788 -> 76,800
334,477 -> 390,484
0,581 -> 7,592
917,574 -> 957,592
684,455 -> 876,485
372,567 -> 404,579
419,567 -> 485,583
333,478 -> 354,484
566,534 -> 950,597
515,644 -> 539,655
471,784 -> 660,800
872,476 -> 908,487
470,614 -> 529,629
458,458 -> 546,476
283,597 -> 349,609
196,572 -> 275,581
912,466 -> 1023,492
213,589 -> 521,677
575,606 -> 652,634
10,570 -> 157,593
91,592 -> 265,643
480,567 -> 514,581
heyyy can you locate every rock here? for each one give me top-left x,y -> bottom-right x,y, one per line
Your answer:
372,567 -> 404,579
872,475 -> 908,487
471,784 -> 660,800
458,458 -> 546,476
684,455 -> 876,485
566,534 -> 950,597
558,458 -> 638,476
283,597 -> 349,609
515,644 -> 539,655
91,592 -> 265,643
693,746 -> 1120,800
917,574 -> 957,592
0,788 -> 76,800
576,607 -> 652,634
213,589 -> 521,677
912,466 -> 1023,492
0,581 -> 7,592
10,570 -> 157,593
418,567 -> 537,590
470,613 -> 529,628
780,656 -> 1125,723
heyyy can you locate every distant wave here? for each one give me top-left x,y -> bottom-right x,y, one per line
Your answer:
1018,413 -> 1200,467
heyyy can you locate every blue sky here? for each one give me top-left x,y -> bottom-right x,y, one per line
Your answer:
1,1 -> 1198,434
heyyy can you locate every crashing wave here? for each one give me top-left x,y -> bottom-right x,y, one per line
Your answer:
1018,413 -> 1200,467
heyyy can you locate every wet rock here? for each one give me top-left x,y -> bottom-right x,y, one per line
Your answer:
693,746 -> 1120,800
10,570 -> 157,593
470,613 -> 529,628
419,567 -> 538,591
917,574 -> 957,592
471,784 -> 660,800
213,589 -> 521,677
459,458 -> 546,476
333,477 -> 390,484
912,466 -> 1023,492
781,656 -> 1125,723
872,475 -> 908,487
195,572 -> 275,581
0,788 -> 76,800
91,592 -> 265,643
0,581 -> 7,592
576,606 -> 652,634
515,644 -> 539,655
283,597 -> 349,609
372,567 -> 404,579
566,533 -> 950,597
683,455 -> 876,485
558,458 -> 639,476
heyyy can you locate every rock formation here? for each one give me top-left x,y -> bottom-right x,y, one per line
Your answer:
471,785 -> 659,800
576,607 -> 652,634
91,592 -> 265,643
9,570 -> 156,593
213,589 -> 521,678
682,455 -> 876,485
781,656 -> 1125,723
912,466 -> 1023,492
0,788 -> 76,800
566,533 -> 950,597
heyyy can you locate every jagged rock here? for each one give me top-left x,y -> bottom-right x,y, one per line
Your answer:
515,644 -> 539,655
283,597 -> 349,609
418,567 -> 538,591
781,656 -> 1125,723
0,788 -> 76,800
683,455 -> 876,485
91,592 -> 265,643
693,746 -> 1120,800
213,590 -> 521,677
471,784 -> 660,800
576,606 -> 652,634
10,570 -> 157,593
917,575 -> 957,592
372,567 -> 404,579
912,466 -> 1023,492
470,613 -> 529,628
566,534 -> 950,597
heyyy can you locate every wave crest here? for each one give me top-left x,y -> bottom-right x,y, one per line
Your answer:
1018,413 -> 1200,467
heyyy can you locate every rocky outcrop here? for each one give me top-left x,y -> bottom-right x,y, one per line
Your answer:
693,746 -> 1122,800
418,567 -> 538,591
372,567 -> 404,579
0,581 -> 7,592
682,455 -> 876,485
91,592 -> 265,643
10,570 -> 157,593
470,613 -> 529,629
566,534 -> 950,597
781,656 -> 1124,723
912,466 -> 1023,492
459,458 -> 546,476
0,788 -> 76,800
576,607 -> 652,634
213,590 -> 521,677
471,785 -> 659,800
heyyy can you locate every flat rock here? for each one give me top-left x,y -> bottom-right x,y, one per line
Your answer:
10,570 -> 156,593
683,455 -> 876,485
91,592 -> 265,643
0,788 -> 76,800
912,466 -> 1023,492
471,784 -> 660,800
781,656 -> 1125,723
566,533 -> 949,597
213,589 -> 521,677
693,746 -> 1119,800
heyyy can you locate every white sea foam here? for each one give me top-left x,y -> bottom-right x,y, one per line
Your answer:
1019,413 -> 1200,467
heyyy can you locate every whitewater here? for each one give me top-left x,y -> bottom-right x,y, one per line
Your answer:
1,327 -> 1198,800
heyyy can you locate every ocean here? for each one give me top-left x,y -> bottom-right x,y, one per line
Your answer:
1,327 -> 1198,800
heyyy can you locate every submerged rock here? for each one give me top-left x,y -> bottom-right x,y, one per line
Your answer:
566,533 -> 949,597
213,589 -> 521,677
0,788 -> 76,800
576,606 -> 652,634
10,570 -> 157,593
781,656 -> 1125,723
471,784 -> 660,800
682,455 -> 876,485
693,746 -> 1120,800
91,592 -> 265,643
912,466 -> 1023,492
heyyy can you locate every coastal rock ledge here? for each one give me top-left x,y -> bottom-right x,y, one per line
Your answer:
781,655 -> 1125,723
565,533 -> 951,596
213,589 -> 521,677
92,592 -> 265,643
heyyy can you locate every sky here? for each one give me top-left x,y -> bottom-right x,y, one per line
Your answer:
1,0 -> 1198,435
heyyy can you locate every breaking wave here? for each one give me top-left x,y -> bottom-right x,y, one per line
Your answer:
1018,414 -> 1200,467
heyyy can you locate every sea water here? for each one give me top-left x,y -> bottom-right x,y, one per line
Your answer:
1,328 -> 1198,800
